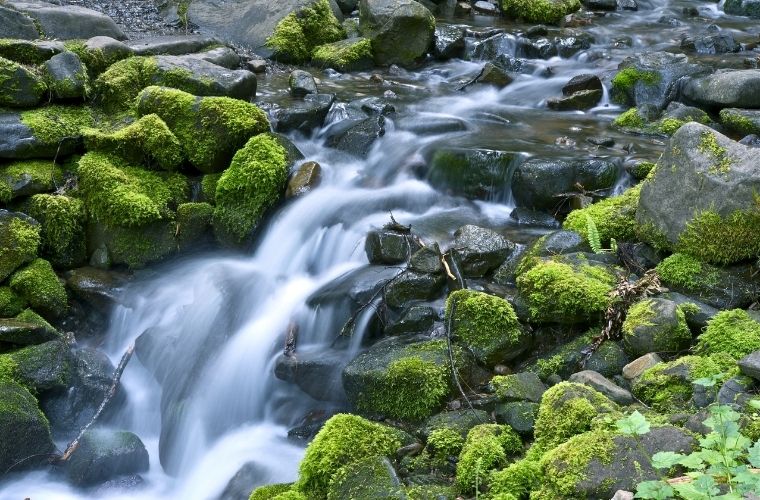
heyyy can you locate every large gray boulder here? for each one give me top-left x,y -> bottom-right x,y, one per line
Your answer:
153,55 -> 257,100
637,122 -> 760,265
682,70 -> 760,110
359,0 -> 435,66
426,148 -> 519,201
0,5 -> 40,39
6,1 -> 126,40
0,381 -> 55,472
65,429 -> 149,486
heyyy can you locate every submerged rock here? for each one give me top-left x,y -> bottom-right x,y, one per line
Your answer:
0,381 -> 55,473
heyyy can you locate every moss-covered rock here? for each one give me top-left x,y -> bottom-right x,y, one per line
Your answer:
445,289 -> 526,365
26,194 -> 87,269
516,255 -> 616,324
695,309 -> 760,359
267,0 -> 345,63
19,105 -> 94,152
501,0 -> 580,24
0,287 -> 27,317
5,339 -> 71,391
249,483 -> 293,500
15,308 -> 58,338
563,185 -> 640,246
0,212 -> 40,282
720,108 -> 760,137
621,298 -> 691,358
136,86 -> 270,174
456,423 -> 522,495
0,56 -> 47,107
488,458 -> 542,500
0,159 -> 64,204
327,455 -> 405,500
491,372 -> 546,403
176,202 -> 213,249
359,0 -> 435,66
312,37 -> 373,72
0,380 -> 55,472
9,258 -> 68,319
296,413 -> 409,498
83,114 -> 184,171
213,134 -> 289,246
426,427 -> 465,462
87,219 -> 178,268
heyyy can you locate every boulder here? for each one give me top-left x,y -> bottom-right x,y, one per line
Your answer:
274,349 -> 348,401
0,39 -> 64,65
384,304 -> 437,336
0,57 -> 46,107
128,35 -> 221,56
621,298 -> 691,358
680,26 -> 739,55
739,351 -> 760,381
0,210 -> 39,283
289,69 -> 318,97
637,123 -> 760,265
420,409 -> 491,438
365,228 -> 419,264
271,94 -> 335,134
451,225 -> 515,277
562,74 -> 602,95
64,267 -> 127,312
43,51 -> 90,100
312,37 -> 374,72
6,1 -> 126,40
546,89 -> 602,111
0,106 -> 92,159
153,55 -> 257,100
720,108 -> 760,137
493,401 -> 538,436
682,70 -> 760,110
622,353 -> 662,380
383,270 -> 445,308
426,148 -> 519,201
501,0 -> 581,23
584,341 -> 629,378
0,381 -> 55,472
359,0 -> 435,66
286,161 -> 322,198
220,462 -> 268,500
65,429 -> 149,486
568,370 -> 634,405
0,5 -> 40,39
491,372 -> 546,403
6,340 -> 71,391
0,319 -> 56,345
325,115 -> 385,157
433,25 -> 466,60
327,456 -> 405,499
473,62 -> 513,87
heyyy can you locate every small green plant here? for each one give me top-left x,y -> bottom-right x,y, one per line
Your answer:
585,213 -> 617,254
618,403 -> 760,499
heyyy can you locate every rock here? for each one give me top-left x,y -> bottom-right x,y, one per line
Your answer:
325,116 -> 385,157
409,245 -> 443,274
286,161 -> 322,198
289,69 -> 318,97
612,491 -> 635,500
327,456 -> 404,499
308,265 -> 400,309
451,225 -> 515,277
739,351 -> 760,381
683,70 -> 760,110
512,158 -> 618,211
717,376 -> 754,406
501,0 -> 581,23
611,51 -> 705,110
546,89 -> 602,111
493,401 -> 538,436
384,270 -> 445,308
661,292 -> 718,331
65,429 -> 149,486
474,62 -> 513,88
617,0 -> 637,9
185,46 -> 242,69
365,228 -> 419,264
420,409 -> 491,438
247,59 -> 267,73
434,25 -> 466,60
395,114 -> 467,135
681,27 -> 739,55
569,370 -> 634,405
7,340 -> 71,391
0,381 -> 54,472
0,39 -> 64,65
359,0 -> 436,66
724,0 -> 760,18
467,33 -> 512,61
7,0 -> 126,40
582,0 -> 616,10
637,123 -> 760,265
84,36 -> 134,67
128,35 -> 221,56
384,304 -> 437,336
509,208 -> 560,228
219,462 -> 267,500
621,298 -> 691,358
271,93 -> 335,134
312,37 -> 374,72
517,37 -> 557,59
0,57 -> 46,107
473,0 -> 499,14
426,148 -> 519,201
0,107 -> 92,159
584,341 -> 629,379
0,5 -> 40,39
720,108 -> 760,137
0,319 -> 56,345
43,51 -> 89,100
622,353 -> 662,380
65,267 -> 126,312
554,31 -> 594,58
336,0 -> 359,12
275,349 -> 347,401
154,55 -> 257,100
491,372 -> 546,403
533,230 -> 589,255
587,136 -> 615,147
562,74 -> 602,95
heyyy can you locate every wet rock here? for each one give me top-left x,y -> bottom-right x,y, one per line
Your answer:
618,0 -> 637,9
587,136 -> 615,147
0,5 -> 40,39
385,305 -> 437,336
739,351 -> 760,381
286,161 -> 322,198
473,62 -> 513,88
6,1 -> 126,40
740,134 -> 760,147
468,33 -> 513,61
517,37 -> 557,59
547,89 -> 602,111
271,94 -> 336,134
0,381 -> 55,472
325,116 -> 385,157
509,208 -> 560,228
313,37 -> 374,72
660,293 -> 717,331
219,462 -> 267,500
434,25 -> 466,60
473,0 -> 499,14
0,319 -> 57,345
359,0 -> 436,66
8,340 -> 71,392
584,341 -> 629,379
384,270 -> 446,307
562,74 -> 602,95
582,0 -> 616,10
622,352 -> 662,380
512,158 -> 618,211
247,59 -> 267,73
554,31 -> 594,58
275,349 -> 348,402
396,114 -> 467,135
327,456 -> 404,499
308,265 -> 401,309
0,57 -> 46,107
724,0 -> 760,18
336,0 -> 359,12
128,35 -> 221,56
622,298 -> 690,358
65,429 -> 149,486
426,148 -> 518,201
451,225 -> 515,277
681,26 -> 739,55
65,267 -> 127,312
492,372 -> 546,403
43,51 -> 89,100
289,69 -> 318,97
365,228 -> 419,264
153,55 -> 257,100
409,244 -> 443,274
0,210 -> 40,281
682,69 -> 760,110
535,230 -> 589,255
493,401 -> 538,436
348,96 -> 396,117
569,370 -> 634,405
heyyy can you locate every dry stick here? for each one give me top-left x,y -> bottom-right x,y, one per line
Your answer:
57,342 -> 135,462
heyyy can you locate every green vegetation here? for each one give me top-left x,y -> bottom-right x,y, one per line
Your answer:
456,424 -> 522,495
720,108 -> 760,137
20,105 -> 94,145
621,298 -> 691,355
611,67 -> 660,95
698,131 -> 731,175
564,184 -> 640,246
9,258 -> 67,319
488,458 -> 543,499
312,38 -> 373,72
0,56 -> 46,106
27,194 -> 87,268
427,428 -> 465,463
675,209 -> 760,265
501,0 -> 581,24
249,484 -> 292,500
654,252 -> 712,289
695,309 -> 760,359
267,0 -> 345,63
0,216 -> 40,282
0,287 -> 26,317
613,107 -> 646,128
0,160 -> 63,204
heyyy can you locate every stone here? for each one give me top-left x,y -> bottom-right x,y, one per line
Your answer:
383,270 -> 445,308
395,115 -> 467,135
474,62 -> 513,88
0,381 -> 54,472
546,89 -> 602,111
509,208 -> 560,228
271,93 -> 335,134
0,5 -> 40,39
426,148 -> 519,201
128,35 -> 221,56
569,370 -> 634,405
307,265 -> 400,309
312,37 -> 374,72
622,298 -> 690,358
562,74 -> 602,95
724,0 -> 760,18
584,341 -> 629,379
492,372 -> 546,403
289,69 -> 318,97
0,319 -> 56,345
681,28 -> 739,55
582,0 -> 616,10
7,340 -> 71,391
0,57 -> 46,107
85,36 -> 134,63
738,351 -> 760,381
325,115 -> 385,157
7,0 -> 126,40
185,46 -> 241,69
0,39 -> 63,64
286,161 -> 322,198
409,244 -> 443,274
474,0 -> 499,13
153,55 -> 257,100
493,401 -> 538,436
434,25 -> 466,60
622,352 -> 662,380
365,228 -> 419,264
451,225 -> 515,277
43,51 -> 89,100
717,376 -> 754,406
247,59 -> 267,73
65,429 -> 149,486
0,210 -> 40,281
327,456 -> 404,499
275,349 -> 347,401
420,409 -> 491,438
384,305 -> 437,336
64,267 -> 127,312
359,0 -> 436,66
219,462 -> 267,500
682,70 -> 760,110
612,491 -> 635,500
720,108 -> 760,137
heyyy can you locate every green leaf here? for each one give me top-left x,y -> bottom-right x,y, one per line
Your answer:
693,474 -> 720,496
652,452 -> 684,470
617,411 -> 651,436
678,452 -> 706,470
693,376 -> 718,387
672,482 -> 710,499
585,213 -> 603,254
748,441 -> 760,468
635,480 -> 674,499
749,399 -> 760,411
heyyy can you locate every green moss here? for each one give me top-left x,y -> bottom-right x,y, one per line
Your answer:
296,413 -> 406,498
9,258 -> 67,319
26,194 -> 86,269
611,67 -> 660,92
0,160 -> 63,204
456,424 -> 522,495
533,382 -> 616,454
213,134 -> 288,246
500,0 -> 581,23
698,131 -> 731,175
0,355 -> 18,385
327,455 -> 406,500
94,56 -> 158,109
621,298 -> 691,355
675,209 -> 760,265
312,38 -> 373,72
267,0 -> 345,63
0,216 -> 40,282
249,483 -> 292,500
488,459 -> 542,500
516,259 -> 615,324
444,289 -> 522,365
64,40 -> 130,76
657,117 -> 685,136
200,174 -> 220,204
534,354 -> 564,380
97,221 -> 177,268
564,184 -> 640,246
720,108 -> 760,137
613,107 -> 646,129
695,309 -> 760,359
0,287 -> 26,317
427,427 -> 465,463
272,491 -> 306,500
0,40 -> 49,65
175,202 -> 213,246
20,105 -> 94,146
629,161 -> 655,181
655,253 -> 703,289
0,56 -> 46,106
136,86 -> 270,174
406,484 -> 456,499
83,114 -> 184,171
15,308 -> 57,336
77,151 -> 188,227
635,220 -> 671,252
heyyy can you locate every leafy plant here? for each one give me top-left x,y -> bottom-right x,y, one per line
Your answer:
585,213 -> 618,254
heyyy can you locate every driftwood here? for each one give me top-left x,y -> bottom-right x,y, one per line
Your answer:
56,342 -> 135,462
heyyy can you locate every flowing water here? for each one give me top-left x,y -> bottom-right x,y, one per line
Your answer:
3,0 -> 759,498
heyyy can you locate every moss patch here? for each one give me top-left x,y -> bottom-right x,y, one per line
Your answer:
695,309 -> 760,359
501,0 -> 581,24
0,160 -> 63,204
0,287 -> 26,317
267,0 -> 345,63
249,483 -> 293,500
20,105 -> 94,146
9,258 -> 67,319
0,216 -> 40,282
312,38 -> 373,72
26,194 -> 87,269
675,209 -> 760,265
456,424 -> 522,495
563,184 -> 640,246
611,67 -> 660,97
698,131 -> 731,175
488,458 -> 542,499
720,108 -> 760,137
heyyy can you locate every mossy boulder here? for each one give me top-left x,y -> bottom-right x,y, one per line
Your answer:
9,258 -> 67,319
621,298 -> 691,358
136,86 -> 270,174
267,0 -> 346,63
0,159 -> 64,203
488,458 -> 542,499
637,122 -> 760,265
426,148 -> 518,202
501,0 -> 580,23
312,37 -> 373,72
1,105 -> 94,159
176,202 -> 214,249
327,455 -> 405,500
43,51 -> 90,100
720,108 -> 760,137
0,288 -> 27,317
4,339 -> 71,391
65,428 -> 149,486
26,194 -> 87,269
0,380 -> 55,472
445,289 -> 527,365
83,114 -> 184,171
0,318 -> 57,345
359,0 -> 435,66
296,413 -> 410,498
249,483 -> 293,500
456,423 -> 522,495
213,134 -> 290,246
491,372 -> 547,403
516,254 -> 616,324
0,39 -> 63,66
343,337 -> 475,421
0,56 -> 46,107
695,309 -> 760,359
563,184 -> 640,246
611,52 -> 703,109
0,210 -> 40,282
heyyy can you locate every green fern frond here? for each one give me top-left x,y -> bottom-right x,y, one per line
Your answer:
585,213 -> 602,254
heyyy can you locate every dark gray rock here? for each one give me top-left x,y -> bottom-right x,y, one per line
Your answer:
474,62 -> 513,88
681,27 -> 739,55
336,0 -> 359,12
509,208 -> 560,228
563,74 -> 603,95
395,114 -> 467,135
661,293 -> 718,331
618,0 -> 637,9
325,116 -> 385,157
385,305 -> 437,336
582,0 -> 616,10
65,429 -> 149,486
307,265 -> 401,309
7,1 -> 126,40
359,0 -> 435,66
426,148 -> 519,201
44,51 -> 89,100
409,244 -> 443,274
468,33 -> 513,61
493,401 -> 538,436
328,456 -> 403,499
717,376 -> 754,407
433,25 -> 466,60
420,408 -> 491,438
0,39 -> 63,64
85,36 -> 134,64
740,352 -> 760,381
721,108 -> 760,136
65,267 -> 127,312
271,94 -> 335,134
724,0 -> 760,18
0,381 -> 55,472
286,160 -> 322,198
492,372 -> 546,403
9,340 -> 72,392
473,0 -> 499,13
128,35 -> 221,56
569,370 -> 634,405
554,31 -> 594,58
0,58 -> 45,107
622,298 -> 690,358
0,5 -> 40,39
451,225 -> 515,277
365,228 -> 419,264
384,270 -> 446,307
584,341 -> 629,379
219,462 -> 267,500
682,70 -> 760,110
153,55 -> 257,100
289,69 -> 318,97
517,37 -> 557,59
0,319 -> 57,345
185,46 -> 242,69
534,230 -> 589,255
274,350 -> 347,401
547,89 -> 602,111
